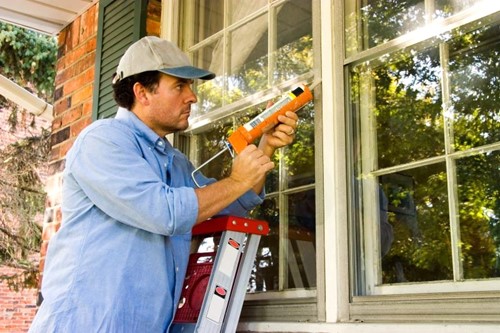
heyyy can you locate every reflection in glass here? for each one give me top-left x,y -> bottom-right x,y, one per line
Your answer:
350,47 -> 445,169
379,166 -> 453,283
249,196 -> 280,292
229,0 -> 268,24
345,0 -> 485,56
287,190 -> 316,289
448,23 -> 500,151
352,19 -> 500,286
228,14 -> 269,98
361,0 -> 426,49
435,0 -> 484,19
284,103 -> 315,189
192,39 -> 224,117
192,0 -> 224,44
275,0 -> 313,84
457,151 -> 500,279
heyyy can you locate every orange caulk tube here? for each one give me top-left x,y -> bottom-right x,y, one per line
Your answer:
227,84 -> 313,154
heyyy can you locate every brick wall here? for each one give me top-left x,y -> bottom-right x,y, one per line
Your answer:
40,2 -> 99,290
0,267 -> 38,333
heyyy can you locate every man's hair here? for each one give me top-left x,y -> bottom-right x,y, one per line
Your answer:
112,71 -> 162,110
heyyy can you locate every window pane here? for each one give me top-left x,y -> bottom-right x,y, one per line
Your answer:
229,0 -> 268,24
379,166 -> 454,283
350,47 -> 445,170
228,14 -> 269,98
345,0 -> 486,56
192,0 -> 224,43
285,103 -> 315,189
250,196 -> 280,292
435,0 -> 485,18
275,0 -> 313,84
192,39 -> 224,117
287,190 -> 316,288
448,23 -> 500,151
361,0 -> 426,50
457,151 -> 500,279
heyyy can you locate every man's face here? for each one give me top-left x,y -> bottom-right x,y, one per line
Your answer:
143,73 -> 197,136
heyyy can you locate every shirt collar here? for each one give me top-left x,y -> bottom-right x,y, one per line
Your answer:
115,107 -> 171,153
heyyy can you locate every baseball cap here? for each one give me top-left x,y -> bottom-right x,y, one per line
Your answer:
112,36 -> 215,84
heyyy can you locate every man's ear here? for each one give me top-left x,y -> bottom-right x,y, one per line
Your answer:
133,82 -> 150,106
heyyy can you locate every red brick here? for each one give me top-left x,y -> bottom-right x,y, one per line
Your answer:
71,117 -> 92,138
61,106 -> 82,127
71,84 -> 93,107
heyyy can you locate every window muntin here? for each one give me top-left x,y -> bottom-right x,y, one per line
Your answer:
182,0 -> 315,296
349,6 -> 500,295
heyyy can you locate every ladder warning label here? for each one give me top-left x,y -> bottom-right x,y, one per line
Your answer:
219,238 -> 240,277
207,285 -> 227,323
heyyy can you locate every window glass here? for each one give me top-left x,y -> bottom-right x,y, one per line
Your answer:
192,39 -> 224,117
228,14 -> 269,98
447,23 -> 500,151
435,0 -> 485,18
350,18 -> 500,288
351,47 -> 445,170
250,196 -> 280,292
275,1 -> 313,84
229,0 -> 268,24
345,0 -> 486,57
192,0 -> 224,44
287,190 -> 316,289
379,167 -> 453,283
284,103 -> 315,189
457,151 -> 500,279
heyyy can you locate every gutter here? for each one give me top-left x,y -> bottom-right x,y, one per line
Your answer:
0,74 -> 53,121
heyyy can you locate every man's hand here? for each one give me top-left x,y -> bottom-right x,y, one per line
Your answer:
230,144 -> 274,188
258,110 -> 299,157
194,144 -> 274,223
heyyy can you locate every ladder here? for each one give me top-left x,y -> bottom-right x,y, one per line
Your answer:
171,215 -> 269,333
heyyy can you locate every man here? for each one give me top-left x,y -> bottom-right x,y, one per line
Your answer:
29,36 -> 299,332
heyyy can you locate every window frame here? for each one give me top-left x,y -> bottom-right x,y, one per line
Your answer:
345,0 -> 500,322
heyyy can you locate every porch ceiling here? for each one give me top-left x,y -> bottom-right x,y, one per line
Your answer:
0,0 -> 97,35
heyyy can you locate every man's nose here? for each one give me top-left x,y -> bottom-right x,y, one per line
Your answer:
185,86 -> 197,104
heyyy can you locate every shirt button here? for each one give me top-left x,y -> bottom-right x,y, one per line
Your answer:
158,141 -> 164,146
176,267 -> 179,272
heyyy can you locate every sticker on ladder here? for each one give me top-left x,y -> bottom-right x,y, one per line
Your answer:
218,238 -> 240,277
206,285 -> 227,323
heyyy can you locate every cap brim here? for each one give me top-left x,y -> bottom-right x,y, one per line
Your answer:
160,66 -> 215,80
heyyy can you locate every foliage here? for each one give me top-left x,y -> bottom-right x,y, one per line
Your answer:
0,130 -> 50,289
0,22 -> 56,100
0,22 -> 56,289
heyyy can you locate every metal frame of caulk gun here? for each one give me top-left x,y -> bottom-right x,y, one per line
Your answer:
190,79 -> 320,189
191,140 -> 234,188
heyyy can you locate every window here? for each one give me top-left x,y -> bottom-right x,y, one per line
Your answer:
180,0 -> 317,302
347,0 -> 500,305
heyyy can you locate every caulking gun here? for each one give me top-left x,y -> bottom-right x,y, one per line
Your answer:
191,83 -> 314,188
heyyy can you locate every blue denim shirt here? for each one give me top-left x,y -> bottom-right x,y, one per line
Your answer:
29,108 -> 264,333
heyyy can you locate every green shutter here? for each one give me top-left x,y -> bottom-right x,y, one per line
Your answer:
92,0 -> 148,120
